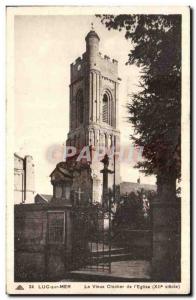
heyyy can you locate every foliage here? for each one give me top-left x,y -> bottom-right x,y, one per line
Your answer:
112,189 -> 156,230
97,15 -> 181,182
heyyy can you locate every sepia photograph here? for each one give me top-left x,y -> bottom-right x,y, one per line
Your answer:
6,6 -> 190,295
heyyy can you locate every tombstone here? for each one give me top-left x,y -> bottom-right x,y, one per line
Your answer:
50,162 -> 73,205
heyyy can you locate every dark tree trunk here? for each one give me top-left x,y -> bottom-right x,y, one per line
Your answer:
157,170 -> 177,202
152,170 -> 180,281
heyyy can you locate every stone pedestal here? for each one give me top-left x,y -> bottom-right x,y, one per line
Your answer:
151,199 -> 181,282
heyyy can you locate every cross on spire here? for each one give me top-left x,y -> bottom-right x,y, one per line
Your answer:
91,22 -> 94,30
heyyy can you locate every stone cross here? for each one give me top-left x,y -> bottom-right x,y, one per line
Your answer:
100,154 -> 114,203
74,187 -> 84,202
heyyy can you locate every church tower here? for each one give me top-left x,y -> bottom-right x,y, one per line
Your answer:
66,28 -> 121,202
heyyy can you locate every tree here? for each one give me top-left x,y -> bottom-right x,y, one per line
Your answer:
97,15 -> 181,200
113,189 -> 155,230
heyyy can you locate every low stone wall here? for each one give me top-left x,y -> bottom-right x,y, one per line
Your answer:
15,204 -> 72,282
15,249 -> 46,281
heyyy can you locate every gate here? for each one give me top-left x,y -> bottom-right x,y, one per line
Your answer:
71,202 -> 112,273
46,211 -> 67,280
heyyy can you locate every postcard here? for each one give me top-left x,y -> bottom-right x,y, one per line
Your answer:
6,6 -> 190,295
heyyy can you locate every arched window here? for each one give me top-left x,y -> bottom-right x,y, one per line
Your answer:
102,93 -> 109,124
76,90 -> 84,126
55,184 -> 62,199
102,90 -> 112,125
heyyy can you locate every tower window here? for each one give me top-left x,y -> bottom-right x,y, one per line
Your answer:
102,93 -> 109,124
76,90 -> 84,126
102,91 -> 112,125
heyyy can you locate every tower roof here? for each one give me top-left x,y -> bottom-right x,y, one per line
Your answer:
85,30 -> 100,41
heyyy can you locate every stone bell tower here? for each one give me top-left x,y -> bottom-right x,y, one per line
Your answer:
66,27 -> 121,203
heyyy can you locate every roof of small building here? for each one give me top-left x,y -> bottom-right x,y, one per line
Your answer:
14,153 -> 24,161
35,194 -> 52,203
50,157 -> 91,181
50,162 -> 73,180
120,181 -> 157,195
14,153 -> 33,161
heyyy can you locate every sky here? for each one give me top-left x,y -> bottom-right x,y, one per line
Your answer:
14,15 -> 156,194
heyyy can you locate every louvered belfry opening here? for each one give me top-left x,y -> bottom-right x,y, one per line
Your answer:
102,93 -> 109,124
